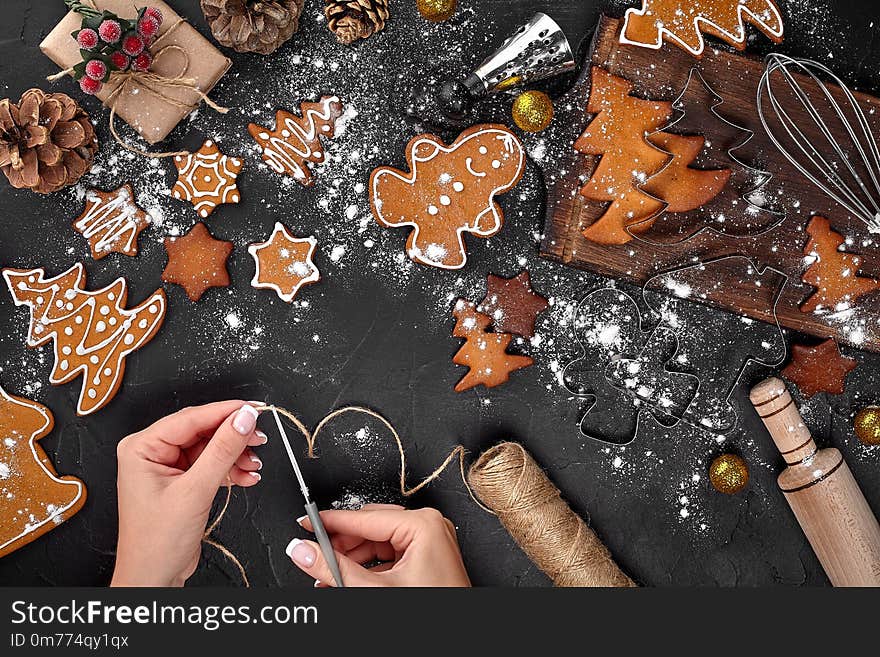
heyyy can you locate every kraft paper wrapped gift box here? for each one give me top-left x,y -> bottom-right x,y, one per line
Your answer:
40,0 -> 231,144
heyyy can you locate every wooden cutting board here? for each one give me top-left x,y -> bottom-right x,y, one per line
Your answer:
539,15 -> 880,352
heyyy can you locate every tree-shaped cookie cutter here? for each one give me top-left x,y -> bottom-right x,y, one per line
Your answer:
627,68 -> 785,244
563,255 -> 789,444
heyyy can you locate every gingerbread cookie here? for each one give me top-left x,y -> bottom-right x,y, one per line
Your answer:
162,222 -> 233,302
576,67 -> 671,244
248,222 -> 320,303
3,264 -> 167,416
451,299 -> 533,392
73,184 -> 152,259
800,215 -> 880,314
641,133 -> 730,213
172,140 -> 243,218
477,270 -> 549,339
248,96 -> 343,187
0,385 -> 86,558
621,0 -> 784,58
782,339 -> 857,399
371,124 -> 526,269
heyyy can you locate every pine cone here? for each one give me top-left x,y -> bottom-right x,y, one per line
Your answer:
201,0 -> 305,55
0,89 -> 98,195
325,0 -> 390,44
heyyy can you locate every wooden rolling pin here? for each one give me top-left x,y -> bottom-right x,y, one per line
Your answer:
750,377 -> 880,586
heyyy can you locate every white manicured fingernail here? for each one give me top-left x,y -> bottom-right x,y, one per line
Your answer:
233,404 -> 258,435
286,538 -> 316,567
249,472 -> 261,481
296,515 -> 308,525
250,456 -> 263,470
256,430 -> 268,444
313,580 -> 322,588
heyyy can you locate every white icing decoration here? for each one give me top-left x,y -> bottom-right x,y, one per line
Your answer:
74,187 -> 151,256
172,141 -> 241,217
248,222 -> 320,303
254,97 -> 340,179
619,1 -> 784,57
2,264 -> 166,416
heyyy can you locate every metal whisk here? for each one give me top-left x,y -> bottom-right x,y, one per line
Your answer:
757,53 -> 880,234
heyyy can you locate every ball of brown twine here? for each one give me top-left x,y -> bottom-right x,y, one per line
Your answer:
468,442 -> 635,587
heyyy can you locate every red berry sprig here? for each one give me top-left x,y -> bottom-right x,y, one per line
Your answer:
67,2 -> 164,95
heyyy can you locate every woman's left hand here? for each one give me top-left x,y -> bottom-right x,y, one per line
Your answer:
111,401 -> 265,587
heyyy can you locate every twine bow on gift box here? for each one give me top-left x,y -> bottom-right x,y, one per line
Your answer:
47,2 -> 228,158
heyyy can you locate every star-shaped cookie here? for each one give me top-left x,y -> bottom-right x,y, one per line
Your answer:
162,222 -> 233,302
248,222 -> 320,302
73,184 -> 151,259
172,139 -> 243,218
477,270 -> 549,338
782,339 -> 858,398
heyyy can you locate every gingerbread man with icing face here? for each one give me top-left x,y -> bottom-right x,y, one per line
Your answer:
370,124 -> 526,270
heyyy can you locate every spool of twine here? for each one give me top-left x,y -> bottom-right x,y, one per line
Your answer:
468,442 -> 635,587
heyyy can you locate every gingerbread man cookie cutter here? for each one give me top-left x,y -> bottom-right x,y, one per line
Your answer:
563,255 -> 789,444
562,287 -> 700,445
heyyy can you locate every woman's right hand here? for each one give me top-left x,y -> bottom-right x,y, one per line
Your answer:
286,504 -> 471,587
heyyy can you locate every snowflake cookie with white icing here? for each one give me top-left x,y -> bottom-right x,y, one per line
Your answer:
172,140 -> 243,218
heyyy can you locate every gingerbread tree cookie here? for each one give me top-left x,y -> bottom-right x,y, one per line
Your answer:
451,300 -> 533,392
371,124 -> 526,269
782,339 -> 857,398
641,133 -> 730,213
172,140 -> 243,218
800,216 -> 880,314
162,222 -> 233,302
576,67 -> 671,244
621,0 -> 784,58
248,222 -> 320,303
632,69 -> 779,241
73,184 -> 151,259
248,96 -> 343,187
0,385 -> 86,558
3,264 -> 166,416
477,270 -> 549,338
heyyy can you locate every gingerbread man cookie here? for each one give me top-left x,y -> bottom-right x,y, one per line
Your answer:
248,222 -> 320,303
371,124 -> 526,270
248,96 -> 343,187
73,184 -> 152,260
621,0 -> 784,58
0,385 -> 86,558
172,140 -> 243,218
3,264 -> 167,416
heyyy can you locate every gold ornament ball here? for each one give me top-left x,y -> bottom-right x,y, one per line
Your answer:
709,454 -> 749,495
417,0 -> 457,22
854,406 -> 880,446
512,90 -> 554,133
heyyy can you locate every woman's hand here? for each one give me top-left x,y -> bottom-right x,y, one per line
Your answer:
287,504 -> 471,587
111,401 -> 265,587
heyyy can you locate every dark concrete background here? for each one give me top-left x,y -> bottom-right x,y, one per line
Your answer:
1,0 -> 878,587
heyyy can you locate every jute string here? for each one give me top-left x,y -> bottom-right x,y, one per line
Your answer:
203,404 -> 634,588
47,2 -> 228,158
468,442 -> 636,587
